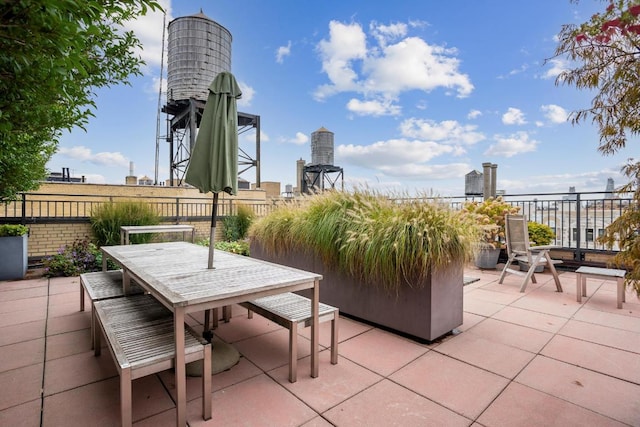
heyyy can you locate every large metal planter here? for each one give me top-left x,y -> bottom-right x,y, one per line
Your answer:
0,235 -> 28,281
250,241 -> 463,342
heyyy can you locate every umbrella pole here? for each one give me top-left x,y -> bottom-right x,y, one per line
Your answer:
208,192 -> 218,269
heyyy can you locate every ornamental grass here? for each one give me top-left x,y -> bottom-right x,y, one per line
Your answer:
250,190 -> 479,293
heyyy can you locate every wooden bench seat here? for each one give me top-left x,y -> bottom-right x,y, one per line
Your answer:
239,292 -> 338,383
93,295 -> 211,426
80,270 -> 145,348
576,266 -> 627,308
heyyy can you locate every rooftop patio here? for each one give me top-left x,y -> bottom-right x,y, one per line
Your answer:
0,265 -> 638,426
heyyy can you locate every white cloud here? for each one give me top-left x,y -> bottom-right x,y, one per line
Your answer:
346,98 -> 401,116
467,109 -> 482,119
314,20 -> 473,108
542,58 -> 568,79
541,104 -> 568,124
241,130 -> 269,144
314,21 -> 367,100
369,21 -> 408,47
338,139 -> 454,167
237,82 -> 255,108
58,146 -> 129,167
502,107 -> 527,125
484,131 -> 538,157
276,41 -> 292,63
362,37 -> 473,98
336,138 -> 471,179
378,162 -> 471,179
124,0 -> 171,69
288,132 -> 308,145
399,118 -> 485,145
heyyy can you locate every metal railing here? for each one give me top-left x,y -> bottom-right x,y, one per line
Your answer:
0,193 -> 275,224
1,189 -> 632,264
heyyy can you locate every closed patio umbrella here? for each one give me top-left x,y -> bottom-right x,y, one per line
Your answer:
185,71 -> 242,269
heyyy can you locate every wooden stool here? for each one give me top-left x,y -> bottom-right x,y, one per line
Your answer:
575,266 -> 626,309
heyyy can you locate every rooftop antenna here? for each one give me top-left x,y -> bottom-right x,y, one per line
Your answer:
154,11 -> 167,185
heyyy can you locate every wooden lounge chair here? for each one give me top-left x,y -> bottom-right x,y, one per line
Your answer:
498,214 -> 563,292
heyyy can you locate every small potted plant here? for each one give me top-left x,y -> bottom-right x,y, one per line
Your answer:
520,221 -> 556,272
461,197 -> 520,269
0,224 -> 29,280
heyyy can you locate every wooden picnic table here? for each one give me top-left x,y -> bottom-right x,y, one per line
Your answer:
101,241 -> 322,426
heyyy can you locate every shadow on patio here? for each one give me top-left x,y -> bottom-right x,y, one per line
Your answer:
0,266 -> 638,426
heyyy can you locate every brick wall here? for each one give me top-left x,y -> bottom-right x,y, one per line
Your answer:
10,182 -> 269,259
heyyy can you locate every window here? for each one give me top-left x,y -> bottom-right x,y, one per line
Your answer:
598,228 -> 605,238
572,228 -> 578,240
586,228 -> 594,242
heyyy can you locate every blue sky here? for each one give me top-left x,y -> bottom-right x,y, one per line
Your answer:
49,0 -> 632,196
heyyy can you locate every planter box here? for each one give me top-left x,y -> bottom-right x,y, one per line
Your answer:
250,241 -> 463,342
0,235 -> 28,281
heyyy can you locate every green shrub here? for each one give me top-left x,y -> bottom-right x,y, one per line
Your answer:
196,237 -> 250,256
0,224 -> 28,236
43,237 -> 100,277
250,190 -> 478,294
90,201 -> 160,246
222,204 -> 255,241
461,197 -> 520,249
528,221 -> 555,245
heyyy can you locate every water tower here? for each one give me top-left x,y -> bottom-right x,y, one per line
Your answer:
302,127 -> 343,193
161,11 -> 261,186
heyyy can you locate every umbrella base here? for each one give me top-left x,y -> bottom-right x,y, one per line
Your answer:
186,335 -> 240,376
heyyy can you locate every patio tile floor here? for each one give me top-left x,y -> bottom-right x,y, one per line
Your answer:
0,266 -> 639,426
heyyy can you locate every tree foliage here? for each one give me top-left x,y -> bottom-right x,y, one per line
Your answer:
0,0 -> 162,201
552,0 -> 640,294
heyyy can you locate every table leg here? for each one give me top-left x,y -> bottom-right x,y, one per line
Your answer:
311,279 -> 319,378
174,308 -> 186,426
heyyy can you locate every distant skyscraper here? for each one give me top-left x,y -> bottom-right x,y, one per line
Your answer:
605,178 -> 615,198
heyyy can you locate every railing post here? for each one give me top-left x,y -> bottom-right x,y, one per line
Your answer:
176,198 -> 180,224
575,193 -> 582,262
21,193 -> 26,226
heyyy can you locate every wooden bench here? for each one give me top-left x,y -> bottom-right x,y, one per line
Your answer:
120,224 -> 195,245
80,270 -> 145,348
93,294 -> 211,427
576,266 -> 627,308
239,292 -> 338,383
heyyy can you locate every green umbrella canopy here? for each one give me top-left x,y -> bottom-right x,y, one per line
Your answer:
185,72 -> 242,195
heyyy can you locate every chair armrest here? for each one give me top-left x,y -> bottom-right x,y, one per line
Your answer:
530,245 -> 559,250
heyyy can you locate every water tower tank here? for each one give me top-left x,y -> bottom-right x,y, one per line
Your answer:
167,11 -> 232,102
465,170 -> 483,196
311,127 -> 334,165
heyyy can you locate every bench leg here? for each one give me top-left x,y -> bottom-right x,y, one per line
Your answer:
80,283 -> 85,311
120,368 -> 132,427
202,343 -> 212,420
330,312 -> 338,365
223,305 -> 232,322
576,274 -> 583,303
617,278 -> 625,309
289,322 -> 298,383
93,316 -> 101,356
91,306 -> 96,350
